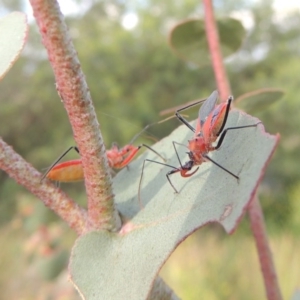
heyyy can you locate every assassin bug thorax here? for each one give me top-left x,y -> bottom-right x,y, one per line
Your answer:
139,90 -> 262,196
41,124 -> 165,183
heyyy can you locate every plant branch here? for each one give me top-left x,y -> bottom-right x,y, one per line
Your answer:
248,196 -> 283,300
29,0 -> 121,231
203,0 -> 230,101
0,138 -> 87,235
203,1 -> 282,299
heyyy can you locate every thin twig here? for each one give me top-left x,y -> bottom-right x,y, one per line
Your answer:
202,1 -> 282,299
248,197 -> 283,300
203,0 -> 231,101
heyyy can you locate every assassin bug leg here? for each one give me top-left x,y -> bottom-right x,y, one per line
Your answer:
213,122 -> 262,150
138,141 -> 184,205
175,90 -> 219,133
175,100 -> 205,133
202,155 -> 239,181
138,158 -> 180,200
138,141 -> 198,206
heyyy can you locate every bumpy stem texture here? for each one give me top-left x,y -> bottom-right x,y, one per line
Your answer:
29,0 -> 121,232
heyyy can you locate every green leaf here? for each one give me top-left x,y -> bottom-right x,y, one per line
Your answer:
69,111 -> 278,300
0,12 -> 28,80
169,18 -> 245,66
235,88 -> 285,114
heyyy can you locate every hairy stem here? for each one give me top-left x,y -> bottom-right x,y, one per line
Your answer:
203,1 -> 282,299
29,0 -> 121,231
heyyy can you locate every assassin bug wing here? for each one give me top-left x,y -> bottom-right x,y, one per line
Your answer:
194,90 -> 218,136
215,95 -> 232,136
202,96 -> 233,145
198,90 -> 219,128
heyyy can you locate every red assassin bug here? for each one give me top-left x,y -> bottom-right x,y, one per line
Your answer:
41,124 -> 165,182
139,90 -> 261,194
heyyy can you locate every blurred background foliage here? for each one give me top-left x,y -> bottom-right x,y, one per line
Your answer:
0,0 -> 300,299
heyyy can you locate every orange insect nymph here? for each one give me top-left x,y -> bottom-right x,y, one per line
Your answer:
42,125 -> 164,183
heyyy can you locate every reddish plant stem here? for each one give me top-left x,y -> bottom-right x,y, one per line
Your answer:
203,1 -> 282,298
0,138 -> 87,235
203,0 -> 230,101
29,0 -> 120,231
248,197 -> 282,300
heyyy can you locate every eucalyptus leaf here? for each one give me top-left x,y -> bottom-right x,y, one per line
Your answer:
0,12 -> 28,80
169,18 -> 245,66
70,110 -> 279,300
235,88 -> 285,114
